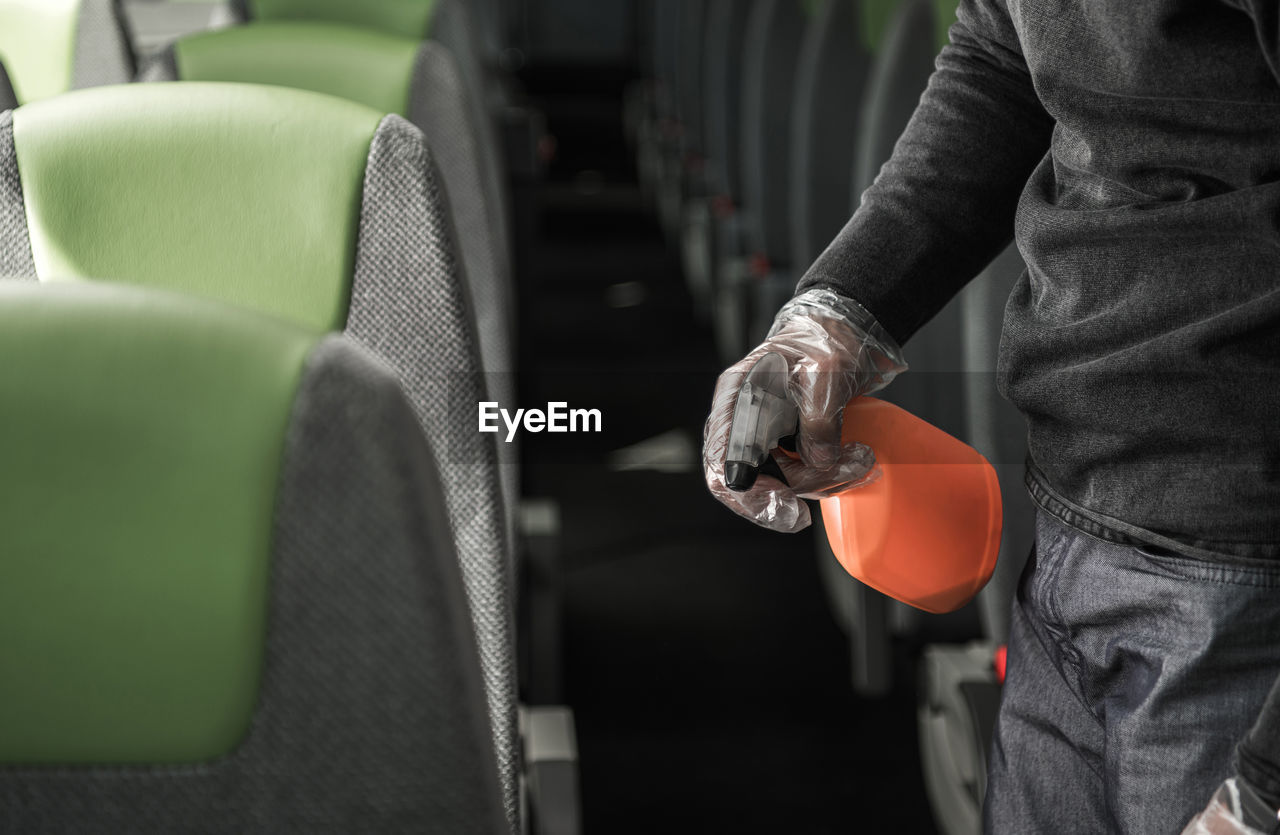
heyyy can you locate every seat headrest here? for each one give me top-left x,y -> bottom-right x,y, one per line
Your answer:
0,0 -> 82,103
9,82 -> 385,330
0,281 -> 318,764
243,0 -> 439,40
175,21 -> 421,117
0,0 -> 134,104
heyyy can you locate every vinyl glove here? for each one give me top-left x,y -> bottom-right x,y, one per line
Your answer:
703,288 -> 907,532
1182,778 -> 1279,835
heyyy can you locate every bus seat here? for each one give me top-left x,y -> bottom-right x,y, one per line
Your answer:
0,0 -> 134,105
790,0 -> 873,271
141,22 -> 519,547
0,83 -> 518,830
228,0 -> 511,277
0,281 -> 507,834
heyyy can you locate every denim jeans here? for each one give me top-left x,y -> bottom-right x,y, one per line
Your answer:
984,511 -> 1280,834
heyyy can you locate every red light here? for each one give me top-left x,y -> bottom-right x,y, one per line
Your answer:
750,253 -> 771,278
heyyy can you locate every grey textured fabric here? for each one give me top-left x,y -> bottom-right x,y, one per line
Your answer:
135,46 -> 178,84
347,115 -> 518,831
674,0 -> 707,154
71,0 -> 136,89
144,28 -> 520,552
0,101 -> 520,830
739,0 -> 807,264
0,64 -> 15,112
471,0 -> 506,65
653,0 -> 680,92
410,41 -> 520,548
801,0 -> 1280,554
432,0 -> 511,278
0,335 -> 508,835
985,511 -> 1280,833
702,0 -> 750,200
789,0 -> 870,270
410,40 -> 513,331
0,113 -> 35,279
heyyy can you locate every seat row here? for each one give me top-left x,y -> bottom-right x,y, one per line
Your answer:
631,2 -> 1036,833
0,1 -> 569,832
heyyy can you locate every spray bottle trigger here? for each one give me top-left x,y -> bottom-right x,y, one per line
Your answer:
724,352 -> 800,492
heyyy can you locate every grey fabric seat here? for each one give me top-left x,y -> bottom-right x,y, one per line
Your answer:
703,0 -> 752,216
0,83 -> 519,831
820,0 -> 976,698
227,0 -> 511,285
655,0 -> 708,242
0,281 -> 507,835
0,0 -> 134,106
790,0 -> 873,271
678,0 -> 752,326
705,0 -> 763,360
829,0 -> 1031,697
0,64 -> 14,111
714,0 -> 808,361
634,0 -> 682,204
848,5 -> 1032,825
740,0 -> 807,279
472,0 -> 507,67
140,22 -> 520,554
867,0 -> 1031,641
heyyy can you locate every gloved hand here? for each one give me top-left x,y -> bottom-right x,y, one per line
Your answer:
1182,778 -> 1279,835
703,288 -> 907,532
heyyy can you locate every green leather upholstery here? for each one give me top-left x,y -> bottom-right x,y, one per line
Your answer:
12,83 -> 383,331
0,281 -> 318,764
246,0 -> 438,39
0,0 -> 79,104
175,22 -> 419,117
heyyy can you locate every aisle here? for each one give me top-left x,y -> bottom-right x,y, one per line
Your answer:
518,69 -> 939,834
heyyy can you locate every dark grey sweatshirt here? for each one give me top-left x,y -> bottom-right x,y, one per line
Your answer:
799,0 -> 1280,559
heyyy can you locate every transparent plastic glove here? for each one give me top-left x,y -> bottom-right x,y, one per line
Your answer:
1182,779 -> 1279,835
703,288 -> 908,532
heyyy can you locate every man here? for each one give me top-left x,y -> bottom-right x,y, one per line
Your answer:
703,0 -> 1280,832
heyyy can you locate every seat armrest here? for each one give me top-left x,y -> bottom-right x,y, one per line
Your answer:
522,706 -> 582,835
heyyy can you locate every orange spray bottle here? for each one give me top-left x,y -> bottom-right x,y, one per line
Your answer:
725,353 -> 1002,614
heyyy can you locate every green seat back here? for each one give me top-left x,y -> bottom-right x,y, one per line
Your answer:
0,282 -> 318,764
11,83 -> 384,331
0,0 -> 80,104
175,22 -> 420,117
245,0 -> 438,39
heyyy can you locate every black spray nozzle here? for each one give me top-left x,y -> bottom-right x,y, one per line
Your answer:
724,352 -> 800,492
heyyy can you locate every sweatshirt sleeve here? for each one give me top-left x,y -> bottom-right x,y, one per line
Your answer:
796,0 -> 1054,346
